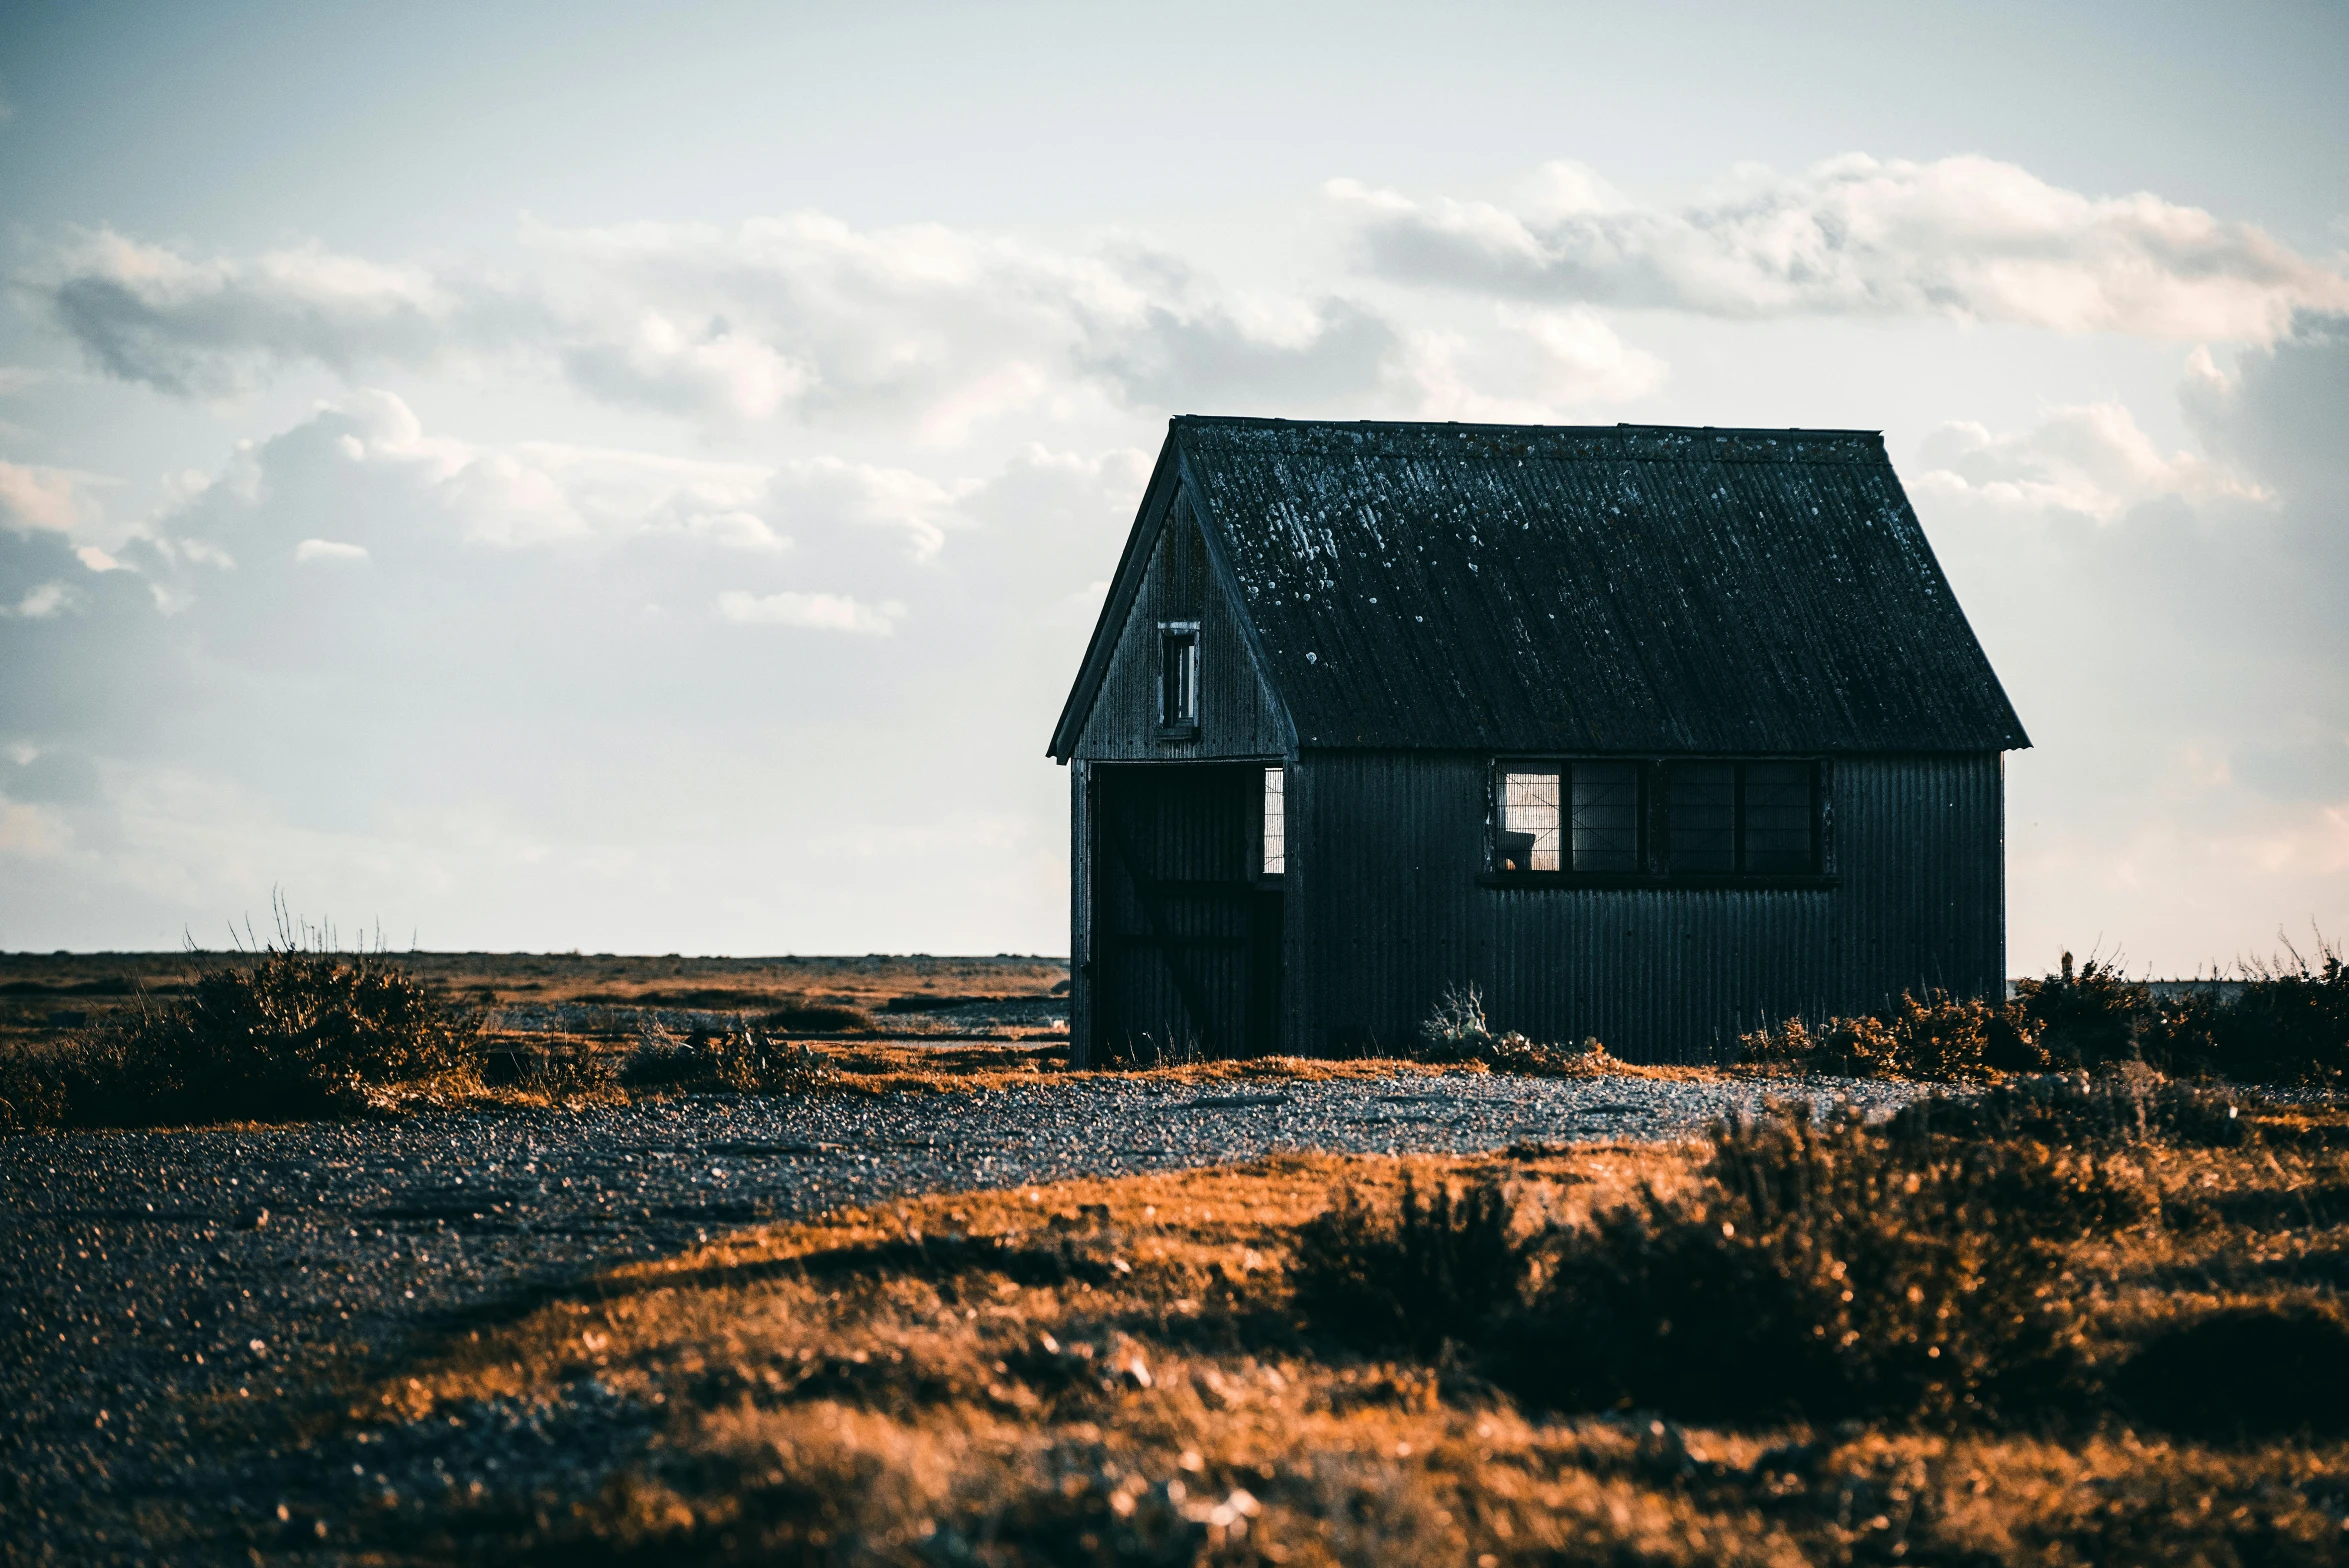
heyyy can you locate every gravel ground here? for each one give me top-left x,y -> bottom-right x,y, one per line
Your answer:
2,1070 -> 1920,1562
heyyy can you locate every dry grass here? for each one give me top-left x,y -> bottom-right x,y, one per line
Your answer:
319,1091 -> 2349,1564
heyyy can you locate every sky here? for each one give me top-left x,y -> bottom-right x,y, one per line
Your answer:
1,0 -> 2344,972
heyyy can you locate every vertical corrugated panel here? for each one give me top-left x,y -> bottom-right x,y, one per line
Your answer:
1069,761 -> 1094,1067
1290,750 -> 2004,1063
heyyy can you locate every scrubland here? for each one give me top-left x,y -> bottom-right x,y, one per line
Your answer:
321,1077 -> 2349,1564
7,932 -> 2349,1562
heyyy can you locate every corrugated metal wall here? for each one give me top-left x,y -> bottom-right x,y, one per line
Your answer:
1073,497 -> 1289,762
1287,750 -> 2004,1062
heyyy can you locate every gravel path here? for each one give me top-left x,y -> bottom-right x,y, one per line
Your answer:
2,1071 -> 1917,1562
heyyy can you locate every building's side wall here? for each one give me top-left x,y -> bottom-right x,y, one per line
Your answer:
1286,750 -> 2005,1063
1070,499 -> 1287,763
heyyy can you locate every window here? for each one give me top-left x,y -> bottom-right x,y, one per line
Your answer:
1158,621 -> 1198,731
1571,761 -> 1641,872
1666,762 -> 1736,873
1498,769 -> 1561,871
1740,762 -> 1815,873
1493,759 -> 1824,881
1498,763 -> 1639,873
1663,759 -> 1817,876
1261,767 -> 1286,876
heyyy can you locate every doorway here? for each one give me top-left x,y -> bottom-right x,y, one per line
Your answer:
1092,763 -> 1282,1059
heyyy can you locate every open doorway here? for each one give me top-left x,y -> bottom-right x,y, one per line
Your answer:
1091,763 -> 1282,1060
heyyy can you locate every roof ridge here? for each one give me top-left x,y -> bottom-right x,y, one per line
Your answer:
1170,417 -> 1888,465
1169,415 -> 1883,439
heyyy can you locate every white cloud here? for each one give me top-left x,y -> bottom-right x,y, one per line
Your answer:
0,459 -> 90,533
1913,399 -> 2266,522
39,228 -> 465,394
30,214 -> 1410,434
714,588 -> 903,634
4,581 -> 73,618
293,538 -> 371,564
1401,304 -> 1667,419
1334,155 -> 2349,340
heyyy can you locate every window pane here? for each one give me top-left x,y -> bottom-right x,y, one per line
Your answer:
1500,771 -> 1560,872
1667,762 -> 1736,873
1571,761 -> 1640,872
1262,767 -> 1285,875
1743,762 -> 1813,873
1160,628 -> 1198,725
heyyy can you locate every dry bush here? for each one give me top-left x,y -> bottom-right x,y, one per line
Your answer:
0,939 -> 479,1130
1884,1065 -> 2252,1151
621,1025 -> 835,1094
1289,1174 -> 1530,1354
2016,936 -> 2347,1083
1739,989 -> 2030,1079
761,1002 -> 879,1035
1284,1106 -> 2154,1428
1414,983 -> 1613,1077
482,1041 -> 621,1101
1518,1105 -> 2118,1425
2013,950 -> 2147,1070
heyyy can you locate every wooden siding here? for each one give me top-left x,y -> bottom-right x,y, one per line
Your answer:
1285,750 -> 2005,1063
1071,497 -> 1289,762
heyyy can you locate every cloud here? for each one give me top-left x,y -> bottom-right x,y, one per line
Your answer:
2182,313 -> 2349,505
38,229 -> 472,395
5,581 -> 74,618
27,215 -> 1435,433
1401,304 -> 1668,420
0,459 -> 92,533
0,392 -> 1155,949
1908,321 -> 2349,969
1334,155 -> 2349,339
714,589 -> 903,634
1913,400 -> 2265,522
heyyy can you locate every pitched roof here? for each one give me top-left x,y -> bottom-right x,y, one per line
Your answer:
1052,417 -> 2029,757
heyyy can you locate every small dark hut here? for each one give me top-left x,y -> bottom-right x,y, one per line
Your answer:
1048,417 -> 2030,1064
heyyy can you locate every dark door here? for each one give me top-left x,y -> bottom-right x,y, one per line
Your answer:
1095,763 -> 1281,1060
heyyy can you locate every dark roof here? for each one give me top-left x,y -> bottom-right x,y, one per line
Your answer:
1053,417 -> 2029,757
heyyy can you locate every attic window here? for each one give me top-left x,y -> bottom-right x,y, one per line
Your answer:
1158,621 -> 1199,734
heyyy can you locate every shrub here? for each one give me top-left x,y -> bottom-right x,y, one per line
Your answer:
1883,1067 -> 2252,1151
1520,1106 -> 2095,1423
1291,1107 -> 2137,1425
1414,984 -> 1612,1077
1739,989 -> 2030,1079
1290,1174 -> 1531,1354
620,1026 -> 833,1094
2013,951 -> 2148,1070
2115,1298 -> 2349,1438
2170,934 -> 2349,1083
0,944 -> 480,1130
2014,936 -> 2349,1082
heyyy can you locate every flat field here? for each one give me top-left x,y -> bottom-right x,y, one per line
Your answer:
8,950 -> 2349,1564
0,949 -> 1072,1054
